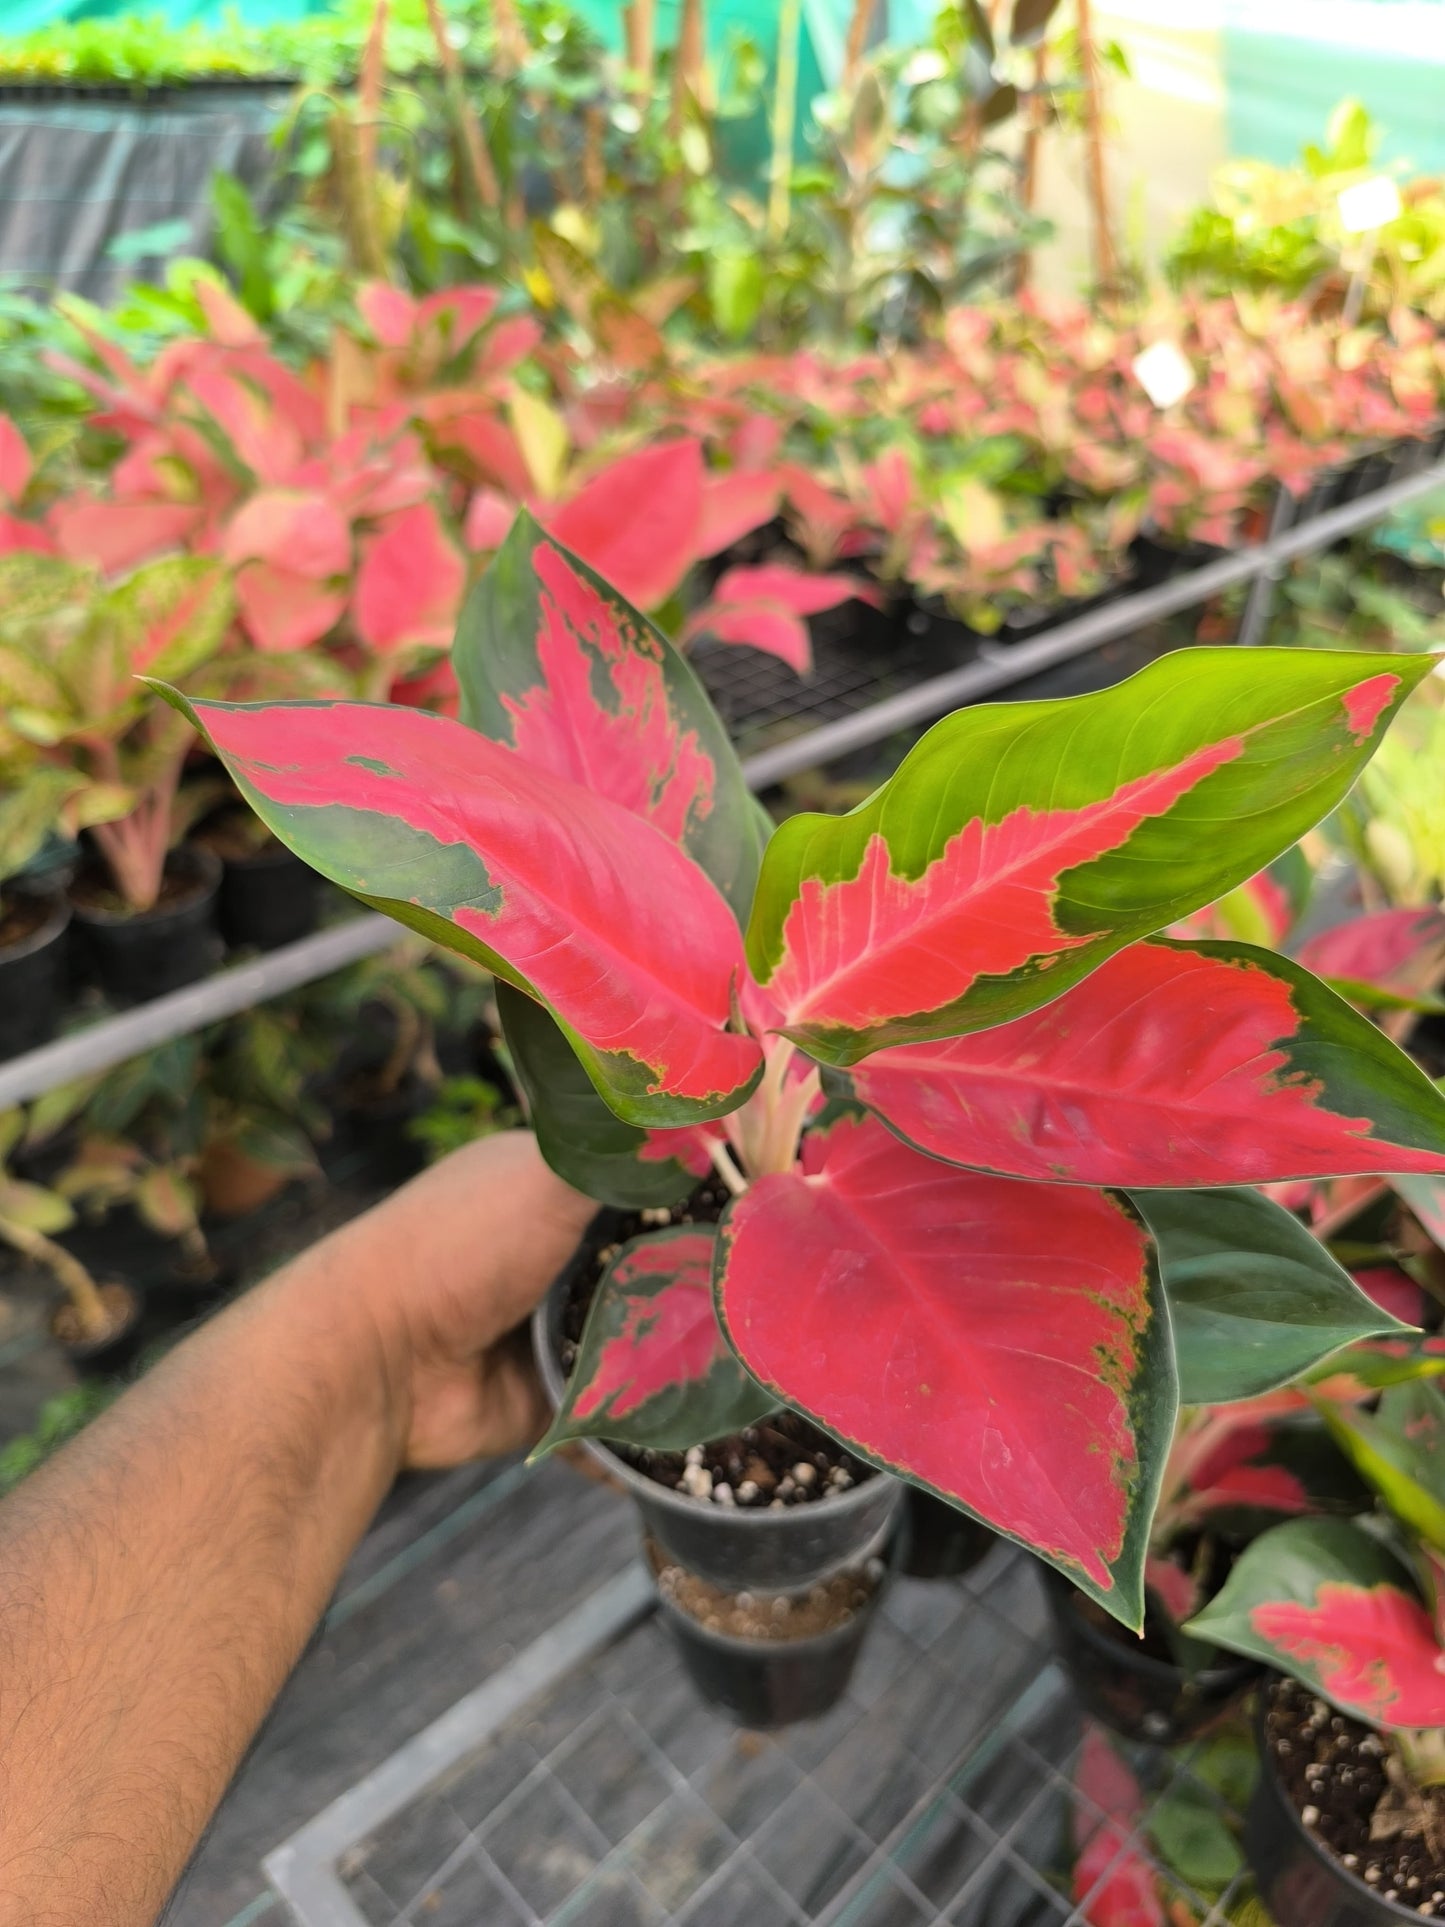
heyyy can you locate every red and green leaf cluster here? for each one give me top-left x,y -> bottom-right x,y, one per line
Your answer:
1191,1379 -> 1445,1732
158,512 -> 1445,1629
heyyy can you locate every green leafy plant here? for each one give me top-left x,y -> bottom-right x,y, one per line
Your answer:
407,1073 -> 519,1162
0,1110 -> 117,1345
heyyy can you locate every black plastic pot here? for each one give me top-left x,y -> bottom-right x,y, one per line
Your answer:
653,1549 -> 889,1727
217,840 -> 320,952
1041,1562 -> 1259,1745
0,893 -> 69,1061
1246,1691 -> 1418,1926
900,1487 -> 995,1579
50,1280 -> 147,1379
534,1254 -> 901,1594
70,846 -> 222,1005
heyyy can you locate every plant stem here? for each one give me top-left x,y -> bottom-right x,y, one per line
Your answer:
623,0 -> 657,99
669,0 -> 704,140
1016,42 -> 1048,290
0,1216 -> 110,1338
1074,0 -> 1117,292
708,1138 -> 748,1198
843,0 -> 877,89
357,0 -> 388,183
767,0 -> 802,244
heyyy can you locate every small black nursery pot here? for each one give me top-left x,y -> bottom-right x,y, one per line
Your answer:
649,1538 -> 889,1728
0,892 -> 70,1060
1040,1562 -> 1259,1746
70,845 -> 222,1005
217,837 -> 321,952
50,1279 -> 147,1379
900,1486 -> 995,1579
533,1255 -> 902,1596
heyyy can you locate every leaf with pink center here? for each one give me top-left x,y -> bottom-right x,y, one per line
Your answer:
354,501 -> 466,656
746,648 -> 1434,1063
1189,1517 -> 1445,1728
1297,906 -> 1445,1002
685,564 -> 882,675
712,1112 -> 1174,1625
537,1225 -> 774,1454
153,690 -> 763,1128
454,512 -> 764,921
842,939 -> 1445,1188
548,439 -> 704,610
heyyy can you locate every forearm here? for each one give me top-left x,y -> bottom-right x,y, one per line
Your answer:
0,1244 -> 404,1927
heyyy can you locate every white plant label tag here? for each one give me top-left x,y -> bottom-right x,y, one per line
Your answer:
1132,340 -> 1196,410
1337,175 -> 1402,234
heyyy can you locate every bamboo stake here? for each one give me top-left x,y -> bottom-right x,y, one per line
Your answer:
357,0 -> 388,181
490,0 -> 526,75
623,0 -> 657,100
1016,40 -> 1048,290
670,0 -> 705,140
423,0 -> 502,213
768,0 -> 802,243
843,0 -> 877,90
1075,0 -> 1117,290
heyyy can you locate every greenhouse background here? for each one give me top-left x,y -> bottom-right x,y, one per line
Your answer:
3,0 -> 1445,1922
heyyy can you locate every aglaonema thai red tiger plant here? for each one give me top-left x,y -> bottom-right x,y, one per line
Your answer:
155,509 -> 1445,1630
1190,1376 -> 1445,1813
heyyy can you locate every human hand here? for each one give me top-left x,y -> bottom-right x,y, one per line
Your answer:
314,1130 -> 595,1470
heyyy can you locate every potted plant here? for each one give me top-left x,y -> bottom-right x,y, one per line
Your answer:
0,1108 -> 143,1375
1190,1377 -> 1445,1924
0,759 -> 84,1059
157,510 -> 1445,1713
0,549 -> 236,1003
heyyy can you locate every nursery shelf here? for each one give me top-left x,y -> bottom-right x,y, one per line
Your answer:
3,444 -> 1444,1110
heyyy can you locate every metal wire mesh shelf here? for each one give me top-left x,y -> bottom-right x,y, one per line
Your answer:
267,1546 -> 1263,1927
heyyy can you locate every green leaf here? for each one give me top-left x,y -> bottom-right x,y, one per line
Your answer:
1316,1381 -> 1445,1554
1131,1186 -> 1410,1404
496,980 -> 700,1209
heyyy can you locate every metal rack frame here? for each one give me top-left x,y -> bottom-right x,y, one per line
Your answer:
2,447 -> 1441,1112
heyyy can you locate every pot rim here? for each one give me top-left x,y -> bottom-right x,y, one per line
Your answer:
531,1280 -> 899,1537
1252,1680 -> 1424,1924
69,843 -> 222,929
0,890 -> 70,963
1043,1560 -> 1261,1692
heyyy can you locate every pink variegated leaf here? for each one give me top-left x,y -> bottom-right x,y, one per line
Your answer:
193,279 -> 265,347
713,1114 -> 1174,1625
463,487 -> 516,553
1297,906 -> 1445,1001
455,513 -> 764,922
684,564 -> 881,673
1190,1517 -> 1445,1729
747,649 -> 1435,1063
155,690 -> 763,1128
549,439 -> 704,610
222,489 -> 350,579
234,563 -> 347,654
0,417 -> 32,506
537,1225 -> 773,1453
354,501 -> 466,656
50,499 -> 202,575
0,514 -> 55,557
697,470 -> 782,557
1070,1730 -> 1165,1927
844,939 -> 1445,1185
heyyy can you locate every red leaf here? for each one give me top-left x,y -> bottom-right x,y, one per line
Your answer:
691,601 -> 812,674
50,499 -> 202,575
223,489 -> 351,579
715,1114 -> 1164,1601
0,513 -> 54,556
571,1233 -> 722,1421
193,279 -> 265,346
358,281 -> 419,347
1298,907 -> 1445,997
234,563 -> 347,653
697,470 -> 782,556
354,502 -> 466,656
0,416 -> 32,505
464,488 -> 516,553
1253,1582 -> 1445,1727
1353,1266 -> 1426,1326
711,563 -> 881,618
183,697 -> 763,1121
849,939 -> 1445,1185
550,439 -> 705,609
1071,1729 -> 1165,1927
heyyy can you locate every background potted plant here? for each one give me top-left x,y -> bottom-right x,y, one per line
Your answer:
1190,1376 -> 1445,1924
153,508 -> 1445,1724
